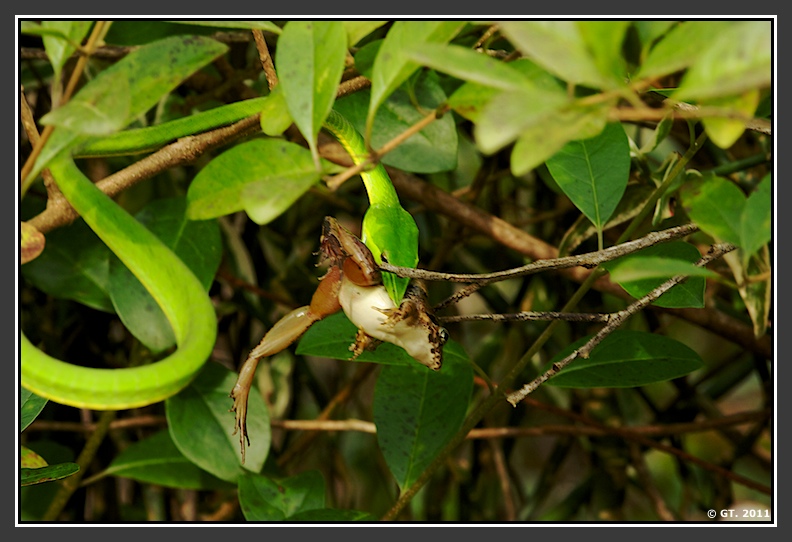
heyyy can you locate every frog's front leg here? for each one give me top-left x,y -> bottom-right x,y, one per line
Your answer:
230,266 -> 342,463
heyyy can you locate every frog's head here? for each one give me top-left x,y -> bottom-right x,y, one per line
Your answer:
398,312 -> 448,371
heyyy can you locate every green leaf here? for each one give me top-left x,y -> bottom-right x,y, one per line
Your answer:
632,21 -> 677,63
104,429 -> 232,490
168,20 -> 282,34
186,139 -> 324,224
404,43 -> 532,91
448,58 -> 564,123
332,71 -> 457,173
41,21 -> 93,81
259,86 -> 293,136
29,35 -> 228,182
674,21 -> 771,101
108,197 -> 221,352
276,21 -> 347,168
21,446 -> 49,469
499,21 -> 618,88
21,464 -> 80,486
546,330 -> 704,388
558,183 -> 656,255
343,21 -> 387,46
373,342 -> 473,490
474,86 -> 569,155
166,362 -> 270,483
366,21 -> 463,139
680,172 -> 771,262
638,21 -> 734,80
601,241 -> 711,309
545,122 -> 631,239
576,21 -> 631,84
238,470 -> 325,521
510,102 -> 610,176
21,218 -> 113,312
20,389 -> 48,433
701,90 -> 760,149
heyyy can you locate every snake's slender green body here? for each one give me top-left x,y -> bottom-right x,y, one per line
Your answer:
322,110 -> 418,305
22,103 -> 417,410
21,156 -> 217,409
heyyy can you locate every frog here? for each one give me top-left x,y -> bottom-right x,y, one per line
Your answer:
230,216 -> 448,461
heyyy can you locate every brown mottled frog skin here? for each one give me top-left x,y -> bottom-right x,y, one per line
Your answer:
230,217 -> 447,461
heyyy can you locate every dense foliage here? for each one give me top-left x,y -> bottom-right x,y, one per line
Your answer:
19,20 -> 772,523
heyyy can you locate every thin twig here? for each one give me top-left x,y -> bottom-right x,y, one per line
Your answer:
379,223 -> 699,310
506,243 -> 737,406
42,410 -> 116,520
251,29 -> 278,90
324,105 -> 448,192
439,311 -> 611,324
26,115 -> 262,234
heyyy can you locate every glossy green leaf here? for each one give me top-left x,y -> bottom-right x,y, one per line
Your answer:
448,58 -> 564,124
238,470 -> 325,521
373,343 -> 473,490
632,21 -> 677,62
104,429 -> 231,490
474,86 -> 570,155
576,21 -> 631,84
166,362 -> 270,483
21,218 -> 113,312
21,463 -> 80,486
404,43 -> 532,91
20,389 -> 48,432
276,21 -> 347,168
343,21 -> 387,46
499,21 -> 615,88
701,90 -> 760,149
558,184 -> 655,255
332,71 -> 457,173
169,20 -> 282,33
186,139 -> 324,224
680,173 -> 771,262
675,21 -> 771,101
108,197 -> 222,352
637,21 -> 733,79
546,330 -> 704,388
366,21 -> 463,139
29,35 -> 228,182
510,102 -> 610,176
601,241 -> 711,309
21,446 -> 49,469
77,97 -> 269,157
41,20 -> 93,81
545,122 -> 631,237
259,86 -> 293,136
41,35 -> 227,134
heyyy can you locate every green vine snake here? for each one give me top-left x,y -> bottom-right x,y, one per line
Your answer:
21,98 -> 419,410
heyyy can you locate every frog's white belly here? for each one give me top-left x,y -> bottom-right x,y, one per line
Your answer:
338,278 -> 440,369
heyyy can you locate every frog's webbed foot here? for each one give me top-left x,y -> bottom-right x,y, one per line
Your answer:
349,329 -> 383,359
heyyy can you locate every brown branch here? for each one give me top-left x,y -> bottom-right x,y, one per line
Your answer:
26,114 -> 262,234
386,169 -> 772,359
27,415 -> 168,433
251,29 -> 278,90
